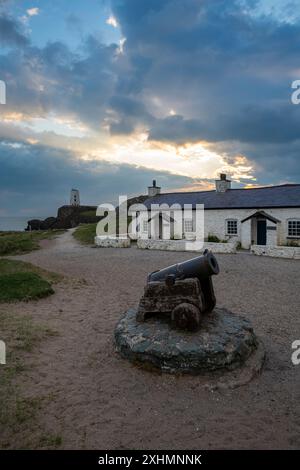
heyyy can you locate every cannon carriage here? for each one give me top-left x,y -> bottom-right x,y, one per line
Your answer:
137,249 -> 219,331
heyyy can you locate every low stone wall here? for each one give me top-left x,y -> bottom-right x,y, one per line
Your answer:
137,239 -> 236,253
251,244 -> 300,259
203,242 -> 237,254
95,236 -> 131,248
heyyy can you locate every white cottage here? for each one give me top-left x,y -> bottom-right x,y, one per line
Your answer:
134,176 -> 300,249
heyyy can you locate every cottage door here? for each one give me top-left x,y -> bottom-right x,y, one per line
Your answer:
159,214 -> 163,239
257,219 -> 267,245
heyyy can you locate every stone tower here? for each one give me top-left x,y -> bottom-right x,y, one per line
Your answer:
70,188 -> 80,206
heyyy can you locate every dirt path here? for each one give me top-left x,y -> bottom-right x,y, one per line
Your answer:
1,230 -> 300,449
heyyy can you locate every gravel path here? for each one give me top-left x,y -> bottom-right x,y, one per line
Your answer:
2,229 -> 300,449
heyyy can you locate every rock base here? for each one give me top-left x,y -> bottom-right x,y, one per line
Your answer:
115,308 -> 264,377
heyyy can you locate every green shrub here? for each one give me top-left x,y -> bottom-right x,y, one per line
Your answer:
207,234 -> 221,243
285,240 -> 300,247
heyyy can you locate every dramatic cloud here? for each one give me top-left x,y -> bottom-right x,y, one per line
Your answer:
149,105 -> 300,145
0,0 -> 300,215
0,141 -> 194,216
108,0 -> 300,179
0,14 -> 28,46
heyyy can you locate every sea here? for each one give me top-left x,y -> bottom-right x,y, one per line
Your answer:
0,217 -> 40,232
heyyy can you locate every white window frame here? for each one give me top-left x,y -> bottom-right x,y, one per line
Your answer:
287,219 -> 300,238
226,219 -> 238,236
184,218 -> 194,233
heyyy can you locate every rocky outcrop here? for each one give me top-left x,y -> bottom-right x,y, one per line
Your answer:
26,194 -> 148,231
26,205 -> 99,231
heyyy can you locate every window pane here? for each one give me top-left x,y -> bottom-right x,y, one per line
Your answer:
227,220 -> 237,235
288,220 -> 300,237
184,219 -> 193,232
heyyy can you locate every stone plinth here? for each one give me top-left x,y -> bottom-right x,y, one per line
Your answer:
115,308 -> 262,375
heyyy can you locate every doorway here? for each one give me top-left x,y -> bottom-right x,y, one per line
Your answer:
257,219 -> 267,245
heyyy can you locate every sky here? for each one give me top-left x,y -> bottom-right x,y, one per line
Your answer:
0,0 -> 300,216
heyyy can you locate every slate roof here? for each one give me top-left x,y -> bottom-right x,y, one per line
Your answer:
143,184 -> 300,210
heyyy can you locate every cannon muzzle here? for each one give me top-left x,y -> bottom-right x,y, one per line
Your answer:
148,250 -> 219,283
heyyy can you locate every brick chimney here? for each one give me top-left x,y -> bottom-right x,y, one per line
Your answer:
215,173 -> 231,193
148,179 -> 161,197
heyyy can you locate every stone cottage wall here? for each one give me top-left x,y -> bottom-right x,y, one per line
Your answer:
134,207 -> 300,249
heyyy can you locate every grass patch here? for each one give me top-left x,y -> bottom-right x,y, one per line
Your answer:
0,311 -> 58,355
38,433 -> 63,449
0,273 -> 54,302
73,223 -> 97,245
0,259 -> 61,283
0,259 -> 60,303
0,311 -> 59,447
73,215 -> 132,246
79,210 -> 97,217
14,396 -> 44,425
0,230 -> 65,256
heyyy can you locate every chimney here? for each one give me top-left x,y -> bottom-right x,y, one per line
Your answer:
148,179 -> 161,197
215,173 -> 231,193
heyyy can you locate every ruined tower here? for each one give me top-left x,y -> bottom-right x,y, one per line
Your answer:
70,189 -> 80,206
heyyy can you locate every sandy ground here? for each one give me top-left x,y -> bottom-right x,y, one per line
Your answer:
1,229 -> 300,449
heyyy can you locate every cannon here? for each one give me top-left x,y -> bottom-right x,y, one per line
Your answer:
137,250 -> 219,331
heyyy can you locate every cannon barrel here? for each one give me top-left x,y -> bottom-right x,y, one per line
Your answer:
148,250 -> 219,284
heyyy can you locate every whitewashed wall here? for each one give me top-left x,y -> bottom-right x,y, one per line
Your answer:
241,219 -> 251,249
205,208 -> 300,248
134,207 -> 300,249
